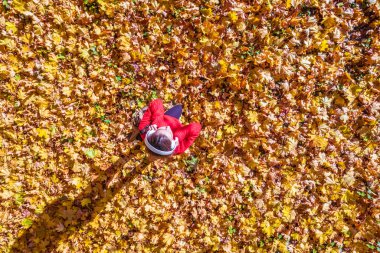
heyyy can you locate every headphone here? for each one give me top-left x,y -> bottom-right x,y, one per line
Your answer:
144,129 -> 179,156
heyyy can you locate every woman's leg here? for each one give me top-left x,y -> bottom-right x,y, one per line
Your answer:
132,106 -> 148,141
164,104 -> 182,119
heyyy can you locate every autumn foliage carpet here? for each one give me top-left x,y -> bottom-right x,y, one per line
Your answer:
1,0 -> 380,252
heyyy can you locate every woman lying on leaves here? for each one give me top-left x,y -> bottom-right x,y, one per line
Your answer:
134,99 -> 202,156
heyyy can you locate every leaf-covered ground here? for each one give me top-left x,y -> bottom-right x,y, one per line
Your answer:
1,0 -> 380,252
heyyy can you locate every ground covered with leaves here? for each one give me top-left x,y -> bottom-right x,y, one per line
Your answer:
1,0 -> 380,252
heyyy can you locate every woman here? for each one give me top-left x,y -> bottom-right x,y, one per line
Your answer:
137,99 -> 202,156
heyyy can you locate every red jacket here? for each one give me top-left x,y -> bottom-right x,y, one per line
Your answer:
138,99 -> 202,155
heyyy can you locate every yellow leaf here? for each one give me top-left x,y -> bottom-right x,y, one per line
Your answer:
21,45 -> 31,54
309,134 -> 328,149
36,128 -> 49,139
89,219 -> 100,229
228,12 -> 238,23
52,32 -> 61,45
218,59 -> 228,74
266,0 -> 273,10
62,87 -> 72,96
5,22 -> 17,33
141,45 -> 150,55
224,125 -> 237,134
246,111 -> 258,123
337,161 -> 346,170
261,220 -> 275,237
321,17 -> 336,29
4,131 -> 17,140
216,129 -> 223,140
81,198 -> 91,207
230,63 -> 240,71
201,7 -> 213,16
199,36 -> 209,44
51,174 -> 59,184
282,205 -> 294,222
291,233 -> 300,241
71,177 -> 84,189
162,233 -> 175,246
123,78 -> 131,85
164,92 -> 173,100
80,49 -> 90,60
162,34 -> 171,44
38,148 -> 48,160
319,40 -> 329,51
110,155 -> 120,163
97,0 -> 106,10
341,190 -> 351,203
12,0 -> 25,12
286,0 -> 292,9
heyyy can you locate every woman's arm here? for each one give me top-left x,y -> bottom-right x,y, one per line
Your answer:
174,122 -> 202,155
138,99 -> 165,131
138,99 -> 165,139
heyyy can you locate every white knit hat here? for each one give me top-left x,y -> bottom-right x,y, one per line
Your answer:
144,129 -> 178,156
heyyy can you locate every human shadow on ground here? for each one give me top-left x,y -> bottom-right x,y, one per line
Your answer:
10,141 -> 149,253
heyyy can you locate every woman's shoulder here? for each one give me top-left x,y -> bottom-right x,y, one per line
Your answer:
174,121 -> 202,134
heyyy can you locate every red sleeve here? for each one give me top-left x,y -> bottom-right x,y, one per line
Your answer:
138,99 -> 165,140
174,122 -> 202,155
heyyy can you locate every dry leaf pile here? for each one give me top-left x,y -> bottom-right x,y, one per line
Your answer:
0,0 -> 379,252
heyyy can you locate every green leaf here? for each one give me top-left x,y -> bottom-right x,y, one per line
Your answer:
185,156 -> 198,166
357,191 -> 366,197
115,76 -> 122,82
94,104 -> 102,112
35,204 -> 44,214
137,99 -> 144,108
57,54 -> 65,59
367,244 -> 375,250
166,24 -> 173,34
2,0 -> 10,9
90,45 -> 98,56
14,74 -> 21,81
85,148 -> 97,159
21,218 -> 33,228
15,193 -> 24,206
227,226 -> 236,235
151,90 -> 158,99
196,186 -> 206,193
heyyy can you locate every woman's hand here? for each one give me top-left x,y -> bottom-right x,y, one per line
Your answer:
148,124 -> 158,132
